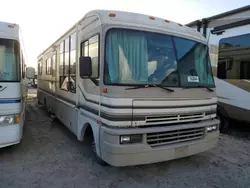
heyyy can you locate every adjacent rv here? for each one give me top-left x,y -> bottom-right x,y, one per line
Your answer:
187,5 -> 250,132
0,21 -> 28,148
37,10 -> 219,166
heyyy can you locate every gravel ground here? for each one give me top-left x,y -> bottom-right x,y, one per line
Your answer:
1,91 -> 250,188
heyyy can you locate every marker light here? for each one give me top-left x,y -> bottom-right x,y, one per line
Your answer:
109,13 -> 116,17
164,19 -> 170,23
102,88 -> 108,93
149,16 -> 155,20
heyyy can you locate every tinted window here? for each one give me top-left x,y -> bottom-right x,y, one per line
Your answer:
219,34 -> 250,49
218,34 -> 250,80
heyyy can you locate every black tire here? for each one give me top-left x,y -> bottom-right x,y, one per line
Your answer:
91,140 -> 107,166
44,98 -> 47,109
37,99 -> 42,105
218,111 -> 229,133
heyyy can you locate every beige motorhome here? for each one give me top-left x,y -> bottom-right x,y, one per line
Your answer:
187,5 -> 250,132
37,10 -> 219,166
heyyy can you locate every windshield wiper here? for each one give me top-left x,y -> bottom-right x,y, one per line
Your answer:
182,85 -> 214,92
196,85 -> 214,92
126,84 -> 174,92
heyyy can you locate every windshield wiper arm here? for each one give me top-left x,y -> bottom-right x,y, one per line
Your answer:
182,85 -> 214,92
126,84 -> 174,92
155,84 -> 175,92
197,85 -> 214,92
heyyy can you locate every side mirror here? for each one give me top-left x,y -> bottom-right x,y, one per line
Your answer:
79,56 -> 92,78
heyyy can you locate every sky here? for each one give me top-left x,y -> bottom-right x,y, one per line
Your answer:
0,0 -> 249,68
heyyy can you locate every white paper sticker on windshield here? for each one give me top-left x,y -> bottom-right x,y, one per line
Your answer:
188,76 -> 199,82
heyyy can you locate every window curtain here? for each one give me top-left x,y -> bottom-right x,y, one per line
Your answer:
106,30 -> 148,83
194,45 -> 214,85
0,47 -> 16,80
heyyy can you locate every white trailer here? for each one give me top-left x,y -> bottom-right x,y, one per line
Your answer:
187,5 -> 250,132
37,10 -> 219,166
0,21 -> 28,148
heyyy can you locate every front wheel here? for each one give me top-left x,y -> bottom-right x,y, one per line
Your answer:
91,140 -> 107,166
218,112 -> 229,133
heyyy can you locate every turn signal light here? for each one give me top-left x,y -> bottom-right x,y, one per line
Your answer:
15,114 -> 21,123
102,87 -> 108,93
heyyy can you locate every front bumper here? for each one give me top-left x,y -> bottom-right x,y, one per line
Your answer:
100,119 -> 220,167
0,124 -> 22,148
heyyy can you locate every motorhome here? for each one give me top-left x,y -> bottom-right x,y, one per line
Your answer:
187,5 -> 250,132
37,10 -> 219,166
0,21 -> 28,148
26,67 -> 37,87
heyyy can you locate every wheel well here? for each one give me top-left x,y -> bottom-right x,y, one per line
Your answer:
217,103 -> 228,118
83,124 -> 94,142
44,97 -> 46,105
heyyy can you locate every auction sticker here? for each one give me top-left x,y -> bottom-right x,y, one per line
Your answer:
188,76 -> 199,82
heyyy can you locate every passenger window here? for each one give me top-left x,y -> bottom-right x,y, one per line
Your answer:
64,37 -> 70,76
59,40 -> 68,91
60,33 -> 77,92
46,58 -> 52,75
69,33 -> 76,93
38,59 -> 43,75
81,35 -> 99,78
52,54 -> 56,76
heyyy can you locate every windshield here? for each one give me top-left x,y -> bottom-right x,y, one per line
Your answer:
104,29 -> 215,87
0,38 -> 20,81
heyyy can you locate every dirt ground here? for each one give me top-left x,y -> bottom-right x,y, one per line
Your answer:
1,90 -> 250,188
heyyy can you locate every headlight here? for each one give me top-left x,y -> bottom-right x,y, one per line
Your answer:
120,134 -> 143,144
0,115 -> 15,124
207,125 -> 218,132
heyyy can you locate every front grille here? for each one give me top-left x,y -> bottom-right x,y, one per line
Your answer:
145,113 -> 206,125
147,127 -> 205,147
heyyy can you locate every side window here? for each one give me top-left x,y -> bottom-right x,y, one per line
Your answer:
218,34 -> 250,80
46,58 -> 52,75
21,54 -> 24,78
59,33 -> 77,92
81,35 -> 99,78
52,54 -> 56,76
59,41 -> 68,90
38,59 -> 43,75
64,37 -> 70,76
69,32 -> 76,93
